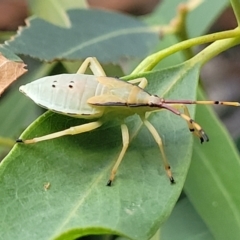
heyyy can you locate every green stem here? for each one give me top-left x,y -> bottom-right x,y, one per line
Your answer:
0,31 -> 15,42
131,28 -> 240,74
230,0 -> 240,26
192,37 -> 240,66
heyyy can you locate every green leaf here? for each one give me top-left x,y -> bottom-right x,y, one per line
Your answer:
184,89 -> 240,239
236,136 -> 240,151
142,0 -> 229,70
5,9 -> 158,63
0,45 -> 23,62
0,62 -> 56,156
161,197 -> 213,240
143,0 -> 228,36
0,62 -> 55,137
230,0 -> 240,26
27,0 -> 88,27
187,0 -> 228,37
0,61 -> 201,240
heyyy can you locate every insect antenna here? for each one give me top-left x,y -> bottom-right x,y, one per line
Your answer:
155,99 -> 239,143
163,100 -> 240,106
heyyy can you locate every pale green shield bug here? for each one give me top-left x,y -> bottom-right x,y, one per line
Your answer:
17,57 -> 240,186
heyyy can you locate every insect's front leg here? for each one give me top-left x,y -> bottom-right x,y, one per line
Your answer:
161,103 -> 209,143
168,104 -> 204,140
107,123 -> 129,186
17,121 -> 103,144
76,57 -> 106,76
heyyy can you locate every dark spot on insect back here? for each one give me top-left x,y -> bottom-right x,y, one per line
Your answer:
69,81 -> 74,88
52,80 -> 57,88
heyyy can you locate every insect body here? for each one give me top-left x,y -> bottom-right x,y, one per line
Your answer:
20,74 -> 151,119
18,57 -> 240,186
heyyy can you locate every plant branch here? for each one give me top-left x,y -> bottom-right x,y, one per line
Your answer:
191,36 -> 240,66
230,0 -> 240,26
131,28 -> 240,74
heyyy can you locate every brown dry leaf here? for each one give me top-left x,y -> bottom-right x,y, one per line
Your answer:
0,54 -> 27,95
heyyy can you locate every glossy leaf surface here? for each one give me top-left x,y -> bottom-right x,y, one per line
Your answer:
0,61 -> 201,240
184,89 -> 240,239
6,9 -> 158,63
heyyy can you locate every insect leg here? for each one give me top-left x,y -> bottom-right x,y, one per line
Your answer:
107,124 -> 129,186
76,57 -> 106,76
167,104 -> 202,139
161,103 -> 209,143
127,77 -> 148,89
142,118 -> 175,184
16,121 -> 103,144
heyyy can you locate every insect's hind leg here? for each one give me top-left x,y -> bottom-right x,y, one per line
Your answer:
76,57 -> 106,76
107,124 -> 129,186
142,118 -> 175,184
17,121 -> 103,144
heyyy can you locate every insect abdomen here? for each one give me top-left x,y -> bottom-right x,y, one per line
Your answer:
19,74 -> 108,117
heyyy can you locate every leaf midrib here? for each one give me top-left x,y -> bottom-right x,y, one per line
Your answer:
50,62 -> 198,235
61,26 -> 155,58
